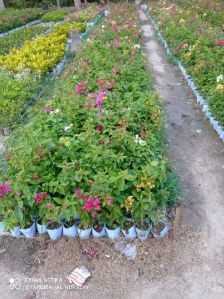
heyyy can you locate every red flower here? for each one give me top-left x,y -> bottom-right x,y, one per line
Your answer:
88,181 -> 93,186
216,39 -> 224,46
35,192 -> 47,204
107,199 -> 113,205
42,192 -> 47,199
74,189 -> 82,197
96,125 -> 104,133
35,193 -> 42,204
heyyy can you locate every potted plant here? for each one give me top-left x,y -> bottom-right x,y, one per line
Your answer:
36,217 -> 48,234
104,204 -> 123,240
92,219 -> 107,238
151,211 -> 169,238
63,217 -> 78,238
76,212 -> 92,239
121,196 -> 137,239
40,205 -> 62,240
132,196 -> 152,241
20,213 -> 36,239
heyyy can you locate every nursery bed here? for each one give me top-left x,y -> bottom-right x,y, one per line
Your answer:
0,4 -> 177,241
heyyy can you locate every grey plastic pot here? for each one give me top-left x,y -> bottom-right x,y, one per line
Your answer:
151,222 -> 169,238
122,225 -> 137,239
136,222 -> 152,241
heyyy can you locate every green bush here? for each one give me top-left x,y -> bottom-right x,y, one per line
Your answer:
0,24 -> 49,55
0,69 -> 40,128
0,8 -> 44,34
41,9 -> 68,22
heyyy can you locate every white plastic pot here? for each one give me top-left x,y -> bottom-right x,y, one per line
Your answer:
92,225 -> 107,238
106,226 -> 121,240
36,222 -> 47,234
122,225 -> 137,239
77,227 -> 92,239
0,221 -> 5,234
10,226 -> 21,237
63,224 -> 78,238
20,222 -> 36,239
47,225 -> 63,241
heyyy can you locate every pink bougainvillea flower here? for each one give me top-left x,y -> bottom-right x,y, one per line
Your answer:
35,193 -> 42,204
0,181 -> 11,198
96,91 -> 105,108
87,247 -> 97,257
74,189 -> 82,197
88,181 -> 93,187
83,203 -> 92,211
82,194 -> 88,201
96,125 -> 104,133
76,81 -> 86,95
88,93 -> 98,98
107,199 -> 113,205
91,211 -> 97,217
93,198 -> 101,209
33,174 -> 40,180
3,181 -> 11,193
100,140 -> 105,145
113,37 -> 121,47
112,24 -> 120,31
44,105 -> 53,113
216,39 -> 224,46
35,192 -> 47,204
117,125 -> 123,130
42,192 -> 47,199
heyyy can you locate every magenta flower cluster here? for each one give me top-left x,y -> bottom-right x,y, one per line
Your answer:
0,181 -> 11,198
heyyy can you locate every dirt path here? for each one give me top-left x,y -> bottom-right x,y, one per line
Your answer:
0,7 -> 224,299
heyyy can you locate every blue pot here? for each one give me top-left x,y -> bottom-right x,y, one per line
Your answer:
136,223 -> 152,241
122,225 -> 137,239
37,222 -> 47,234
20,222 -> 36,239
106,226 -> 121,240
47,225 -> 63,241
0,221 -> 5,234
10,226 -> 21,237
92,225 -> 107,238
77,227 -> 92,239
63,224 -> 78,238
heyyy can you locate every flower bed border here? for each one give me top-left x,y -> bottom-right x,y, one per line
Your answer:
0,20 -> 41,39
141,4 -> 224,143
0,218 -> 170,240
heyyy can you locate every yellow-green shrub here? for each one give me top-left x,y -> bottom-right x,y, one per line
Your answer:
0,21 -> 85,75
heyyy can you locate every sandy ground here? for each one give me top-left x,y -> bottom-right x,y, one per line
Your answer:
0,7 -> 224,299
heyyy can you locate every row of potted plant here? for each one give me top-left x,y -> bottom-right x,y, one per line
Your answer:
0,4 -> 177,242
0,216 -> 169,241
148,0 -> 224,127
0,6 -> 101,129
